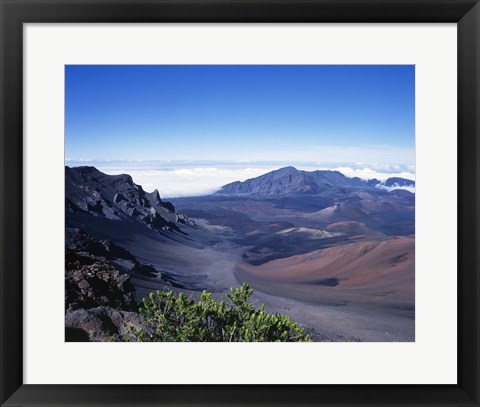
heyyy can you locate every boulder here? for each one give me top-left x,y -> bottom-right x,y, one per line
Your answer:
65,306 -> 151,342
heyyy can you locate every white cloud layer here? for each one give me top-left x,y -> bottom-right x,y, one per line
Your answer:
66,160 -> 415,198
329,166 -> 415,182
375,184 -> 416,193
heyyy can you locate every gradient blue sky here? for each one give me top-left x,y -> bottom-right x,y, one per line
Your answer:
65,65 -> 414,164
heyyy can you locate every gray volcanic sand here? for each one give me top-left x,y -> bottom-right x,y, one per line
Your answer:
246,285 -> 414,342
114,230 -> 243,299
249,291 -> 415,342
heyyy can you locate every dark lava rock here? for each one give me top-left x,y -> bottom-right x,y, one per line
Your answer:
65,249 -> 137,312
66,228 -> 159,278
66,228 -> 136,262
65,306 -> 151,342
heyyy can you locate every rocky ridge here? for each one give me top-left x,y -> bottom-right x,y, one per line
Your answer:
66,166 -> 192,233
65,228 -> 157,341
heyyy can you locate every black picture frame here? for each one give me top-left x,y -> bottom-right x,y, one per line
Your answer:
1,1 -> 479,406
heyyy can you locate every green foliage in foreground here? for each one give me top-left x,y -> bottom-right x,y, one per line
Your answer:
128,283 -> 311,342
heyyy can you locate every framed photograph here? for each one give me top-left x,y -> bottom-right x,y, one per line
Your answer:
1,0 -> 479,406
63,64 -> 416,344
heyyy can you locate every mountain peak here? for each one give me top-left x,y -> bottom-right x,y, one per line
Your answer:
273,166 -> 299,174
151,188 -> 162,206
216,166 -> 368,197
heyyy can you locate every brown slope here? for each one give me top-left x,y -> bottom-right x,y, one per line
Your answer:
237,236 -> 414,300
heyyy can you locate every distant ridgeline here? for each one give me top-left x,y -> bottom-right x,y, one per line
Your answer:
216,166 -> 414,197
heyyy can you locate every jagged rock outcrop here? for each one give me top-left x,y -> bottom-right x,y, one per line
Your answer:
65,228 -> 153,312
66,228 -> 136,261
65,306 -> 152,342
66,228 -> 157,277
65,166 -> 186,233
65,228 -> 164,341
65,250 -> 138,312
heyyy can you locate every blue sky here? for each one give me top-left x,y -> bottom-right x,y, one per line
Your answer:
65,65 -> 415,164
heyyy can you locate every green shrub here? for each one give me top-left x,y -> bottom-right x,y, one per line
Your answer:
128,283 -> 311,342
